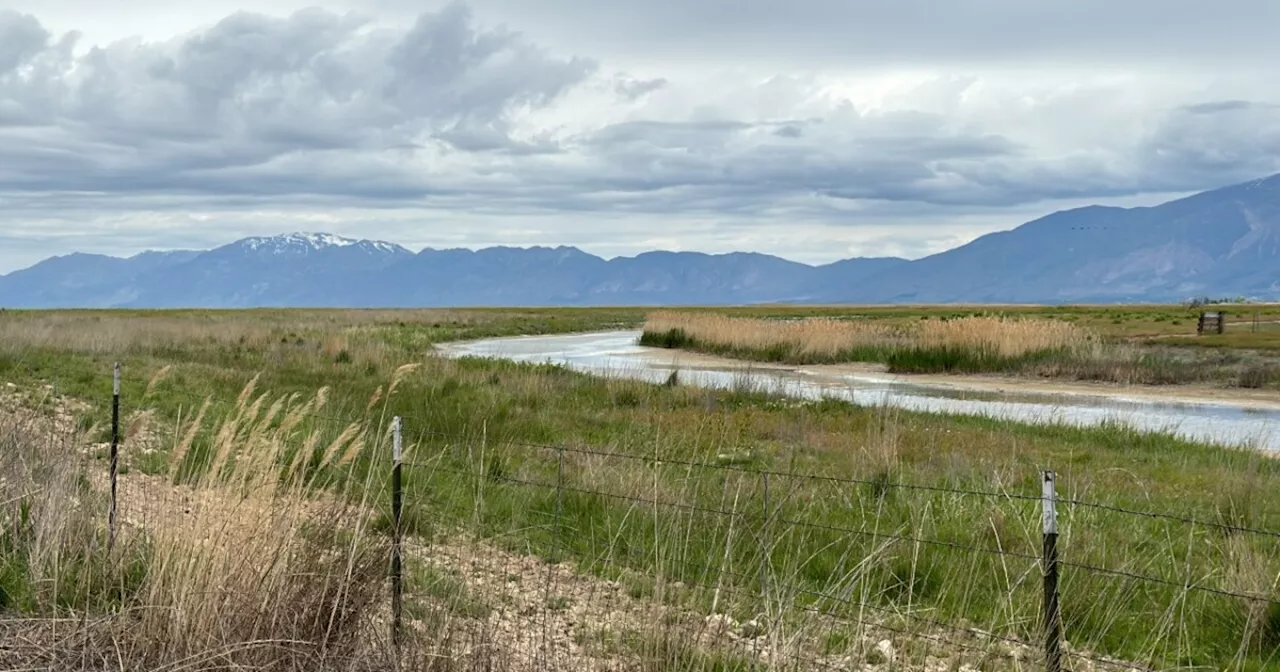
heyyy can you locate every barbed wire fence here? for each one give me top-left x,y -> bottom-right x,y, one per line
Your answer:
4,360 -> 1280,671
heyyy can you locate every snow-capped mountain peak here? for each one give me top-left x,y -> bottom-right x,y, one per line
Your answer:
236,232 -> 408,255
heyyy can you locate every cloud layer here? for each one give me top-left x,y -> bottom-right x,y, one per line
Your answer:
2,1 -> 1280,271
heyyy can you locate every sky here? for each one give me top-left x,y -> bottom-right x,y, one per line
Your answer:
3,0 -> 1280,273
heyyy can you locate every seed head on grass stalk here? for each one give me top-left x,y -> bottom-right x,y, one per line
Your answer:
389,363 -> 422,397
366,386 -> 384,414
168,399 -> 210,482
317,423 -> 363,475
128,386 -> 389,668
3,387 -> 396,670
641,311 -> 1096,366
144,365 -> 173,398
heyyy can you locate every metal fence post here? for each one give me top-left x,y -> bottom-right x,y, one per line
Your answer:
554,446 -> 565,562
1042,471 -> 1062,672
391,416 -> 404,651
756,471 -> 771,666
108,363 -> 120,552
760,472 -> 770,606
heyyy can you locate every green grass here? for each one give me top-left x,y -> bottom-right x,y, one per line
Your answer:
408,563 -> 492,619
575,626 -> 756,672
5,308 -> 1280,669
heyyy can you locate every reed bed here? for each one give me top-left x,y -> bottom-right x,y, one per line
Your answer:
639,311 -> 1280,387
640,311 -> 1095,371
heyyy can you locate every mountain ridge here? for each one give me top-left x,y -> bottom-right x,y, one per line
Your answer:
0,232 -> 905,308
810,173 -> 1280,304
3,173 -> 1280,308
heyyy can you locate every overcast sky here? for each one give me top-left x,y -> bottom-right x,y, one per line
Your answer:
3,0 -> 1280,273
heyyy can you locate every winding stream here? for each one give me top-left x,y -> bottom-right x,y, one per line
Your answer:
438,330 -> 1280,451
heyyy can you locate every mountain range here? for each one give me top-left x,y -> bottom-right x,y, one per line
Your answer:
3,173 -> 1279,307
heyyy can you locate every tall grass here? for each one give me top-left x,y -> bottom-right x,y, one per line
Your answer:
0,386 -> 392,670
640,311 -> 1093,372
5,308 -> 1280,669
640,312 -> 1280,387
0,308 -> 642,359
4,371 -> 800,671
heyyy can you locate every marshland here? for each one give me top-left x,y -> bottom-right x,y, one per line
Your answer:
641,307 -> 1280,388
3,306 -> 1280,671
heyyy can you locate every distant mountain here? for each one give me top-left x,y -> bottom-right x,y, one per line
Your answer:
811,174 -> 1280,304
0,250 -> 197,308
0,232 -> 905,308
120,233 -> 416,308
3,173 -> 1279,308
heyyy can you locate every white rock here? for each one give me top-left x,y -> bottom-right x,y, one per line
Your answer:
739,619 -> 766,639
875,639 -> 896,664
703,614 -> 738,639
1002,642 -> 1034,661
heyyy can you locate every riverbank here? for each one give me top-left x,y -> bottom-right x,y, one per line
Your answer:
440,329 -> 1280,450
633,346 -> 1280,412
640,311 -> 1280,390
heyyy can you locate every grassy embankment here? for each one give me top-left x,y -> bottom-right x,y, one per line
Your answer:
2,309 -> 1280,670
641,310 -> 1280,388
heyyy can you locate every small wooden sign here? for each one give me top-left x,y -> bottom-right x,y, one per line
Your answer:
1197,311 -> 1226,335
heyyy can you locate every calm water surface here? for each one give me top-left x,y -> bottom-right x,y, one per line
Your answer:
438,330 -> 1280,451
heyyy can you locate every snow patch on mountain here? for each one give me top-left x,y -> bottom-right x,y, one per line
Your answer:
238,232 -> 408,255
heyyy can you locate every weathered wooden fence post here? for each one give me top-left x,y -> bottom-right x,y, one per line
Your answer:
1042,470 -> 1062,672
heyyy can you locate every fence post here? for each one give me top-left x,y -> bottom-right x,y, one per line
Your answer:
761,472 -> 770,596
554,446 -> 565,562
391,416 -> 404,651
759,472 -> 771,650
108,363 -> 120,552
1042,470 -> 1062,672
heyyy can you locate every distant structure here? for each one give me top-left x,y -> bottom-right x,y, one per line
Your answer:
1197,311 -> 1226,335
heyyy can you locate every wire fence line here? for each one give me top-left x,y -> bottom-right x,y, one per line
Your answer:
5,361 -> 1280,671
391,423 -> 1157,672
74,377 -> 1280,543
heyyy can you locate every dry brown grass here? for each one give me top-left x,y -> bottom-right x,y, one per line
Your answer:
123,384 -> 388,666
643,311 -> 1095,360
0,309 -> 487,357
0,382 -> 393,671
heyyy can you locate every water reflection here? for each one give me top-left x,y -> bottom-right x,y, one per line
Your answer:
438,330 -> 1280,451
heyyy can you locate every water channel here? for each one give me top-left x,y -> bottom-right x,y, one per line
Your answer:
438,330 -> 1280,451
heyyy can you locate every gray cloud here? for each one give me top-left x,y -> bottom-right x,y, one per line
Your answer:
0,11 -> 51,73
2,1 -> 1280,273
1138,102 -> 1280,189
455,0 -> 1280,68
0,4 -> 595,194
614,76 -> 667,100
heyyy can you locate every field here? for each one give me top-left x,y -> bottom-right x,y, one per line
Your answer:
3,307 -> 1280,671
641,305 -> 1280,388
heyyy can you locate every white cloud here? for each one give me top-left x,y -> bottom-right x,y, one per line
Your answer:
1,1 -> 1279,273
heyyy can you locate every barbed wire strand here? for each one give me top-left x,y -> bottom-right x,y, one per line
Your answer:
33,365 -> 1280,542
